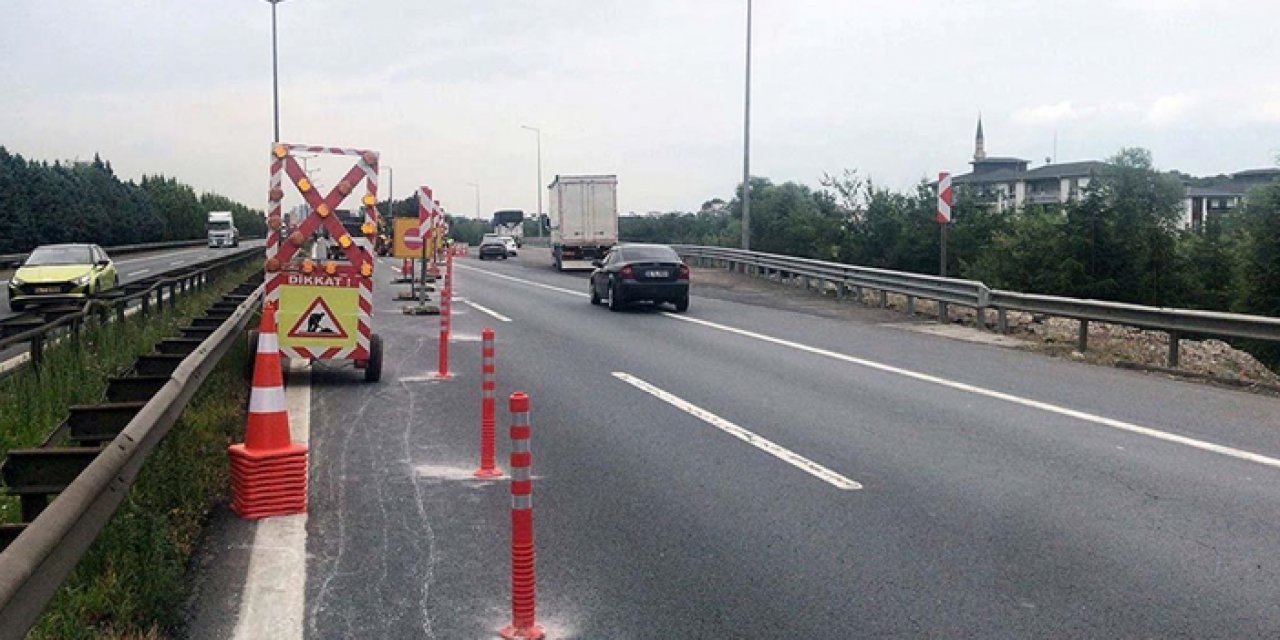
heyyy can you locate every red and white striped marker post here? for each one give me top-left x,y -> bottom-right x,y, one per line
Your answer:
475,328 -> 503,478
436,285 -> 451,377
500,392 -> 544,640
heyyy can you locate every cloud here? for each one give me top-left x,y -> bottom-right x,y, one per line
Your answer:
1146,93 -> 1199,127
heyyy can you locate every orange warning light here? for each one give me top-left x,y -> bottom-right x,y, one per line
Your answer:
288,231 -> 305,247
324,261 -> 337,275
267,216 -> 283,231
273,145 -> 287,158
361,194 -> 377,207
297,177 -> 312,192
338,235 -> 352,249
361,222 -> 375,235
316,204 -> 331,217
269,188 -> 284,202
337,180 -> 353,195
265,258 -> 281,273
361,263 -> 373,277
302,259 -> 315,274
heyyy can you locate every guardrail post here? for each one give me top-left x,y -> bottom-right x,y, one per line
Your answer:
141,291 -> 151,317
854,285 -> 863,303
937,300 -> 948,323
878,290 -> 888,309
974,307 -> 987,331
836,282 -> 846,300
20,495 -> 46,522
1168,331 -> 1181,368
29,333 -> 44,370
906,295 -> 915,317
1077,320 -> 1089,352
114,300 -> 126,324
997,308 -> 1008,334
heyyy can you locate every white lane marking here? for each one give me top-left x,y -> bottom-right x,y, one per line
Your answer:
463,263 -> 1280,472
232,361 -> 310,640
456,263 -> 586,298
170,260 -> 185,266
660,312 -> 1280,471
613,372 -> 862,490
461,299 -> 512,322
131,268 -> 151,276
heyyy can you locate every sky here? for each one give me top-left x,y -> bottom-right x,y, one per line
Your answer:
2,0 -> 1278,218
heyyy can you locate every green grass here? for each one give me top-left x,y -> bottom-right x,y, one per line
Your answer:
27,339 -> 249,639
0,263 -> 260,637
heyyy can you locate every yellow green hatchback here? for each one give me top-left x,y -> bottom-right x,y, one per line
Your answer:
7,244 -> 119,312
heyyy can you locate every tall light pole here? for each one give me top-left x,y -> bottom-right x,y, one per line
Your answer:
466,182 -> 481,219
267,0 -> 285,142
740,0 -> 753,250
384,166 -> 393,219
521,125 -> 543,239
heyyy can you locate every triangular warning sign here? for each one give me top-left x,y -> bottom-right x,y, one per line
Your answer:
287,297 -> 349,339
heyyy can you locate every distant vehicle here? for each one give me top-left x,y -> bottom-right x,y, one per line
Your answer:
477,237 -> 509,260
589,243 -> 689,312
206,211 -> 239,248
492,209 -> 524,247
549,174 -> 618,271
499,236 -> 518,256
7,244 -> 119,312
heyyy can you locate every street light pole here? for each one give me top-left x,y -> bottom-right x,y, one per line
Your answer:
267,0 -> 285,143
740,0 -> 752,250
385,166 -> 393,219
466,182 -> 481,219
521,125 -> 543,239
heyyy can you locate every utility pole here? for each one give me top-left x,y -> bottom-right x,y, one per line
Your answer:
267,0 -> 285,142
521,125 -> 543,238
740,0 -> 753,250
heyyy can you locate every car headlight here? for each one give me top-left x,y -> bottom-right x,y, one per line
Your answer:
72,274 -> 91,286
9,276 -> 23,287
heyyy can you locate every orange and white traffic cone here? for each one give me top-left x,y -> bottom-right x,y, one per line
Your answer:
228,302 -> 308,519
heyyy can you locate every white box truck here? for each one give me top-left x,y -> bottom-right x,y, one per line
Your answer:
548,174 -> 618,271
206,211 -> 239,248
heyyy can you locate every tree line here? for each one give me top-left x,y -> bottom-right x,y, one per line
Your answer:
621,148 -> 1280,362
0,147 -> 266,254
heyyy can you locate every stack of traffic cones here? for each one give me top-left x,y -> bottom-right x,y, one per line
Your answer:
228,302 -> 308,519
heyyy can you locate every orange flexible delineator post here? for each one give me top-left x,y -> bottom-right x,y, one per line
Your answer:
227,303 -> 308,519
500,392 -> 544,640
474,328 -> 503,478
436,283 -> 451,377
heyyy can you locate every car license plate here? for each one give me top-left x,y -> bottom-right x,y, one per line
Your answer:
35,286 -> 59,294
645,270 -> 669,278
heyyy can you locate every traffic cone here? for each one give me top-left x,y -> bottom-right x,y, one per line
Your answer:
228,302 -> 308,519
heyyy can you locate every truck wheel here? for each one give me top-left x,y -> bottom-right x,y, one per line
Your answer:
365,334 -> 384,383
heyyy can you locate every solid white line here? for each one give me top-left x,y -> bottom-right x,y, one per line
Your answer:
463,263 -> 1280,472
232,361 -> 310,640
613,372 -> 862,490
462,300 -> 512,322
659,312 -> 1280,471
456,263 -> 586,298
130,268 -> 151,276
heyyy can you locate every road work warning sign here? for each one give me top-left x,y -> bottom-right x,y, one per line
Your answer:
287,296 -> 349,339
277,277 -> 360,354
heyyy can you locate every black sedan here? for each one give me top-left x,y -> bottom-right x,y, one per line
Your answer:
477,238 -> 508,260
589,244 -> 689,312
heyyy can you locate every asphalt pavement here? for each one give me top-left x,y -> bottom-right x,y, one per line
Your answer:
206,249 -> 1277,639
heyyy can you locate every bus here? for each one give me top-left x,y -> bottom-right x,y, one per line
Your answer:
491,209 -> 525,246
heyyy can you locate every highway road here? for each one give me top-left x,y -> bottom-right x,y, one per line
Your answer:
192,250 -> 1280,638
0,241 -> 264,320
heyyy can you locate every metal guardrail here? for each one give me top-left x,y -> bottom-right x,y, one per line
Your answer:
673,244 -> 1280,369
0,248 -> 260,375
0,277 -> 264,638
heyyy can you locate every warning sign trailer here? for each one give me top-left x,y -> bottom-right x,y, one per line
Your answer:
263,142 -> 384,382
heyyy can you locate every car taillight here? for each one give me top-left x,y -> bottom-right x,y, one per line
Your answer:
620,265 -> 634,279
677,264 -> 690,280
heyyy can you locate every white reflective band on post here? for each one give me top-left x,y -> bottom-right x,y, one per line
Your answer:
513,495 -> 532,510
512,414 -> 529,427
512,466 -> 531,482
512,438 -> 530,454
249,385 -> 287,413
258,332 -> 280,353
483,390 -> 495,399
